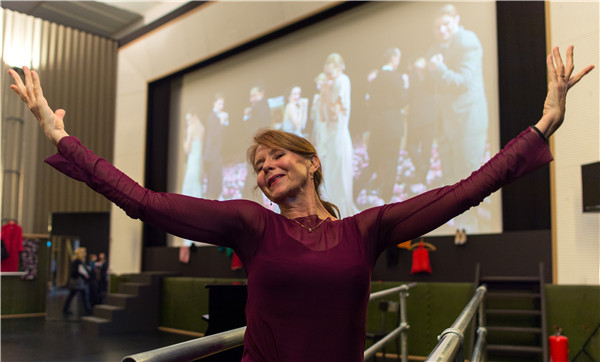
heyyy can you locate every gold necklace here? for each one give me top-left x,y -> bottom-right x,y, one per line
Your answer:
292,217 -> 326,233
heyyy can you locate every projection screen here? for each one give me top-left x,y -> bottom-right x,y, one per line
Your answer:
166,1 -> 500,246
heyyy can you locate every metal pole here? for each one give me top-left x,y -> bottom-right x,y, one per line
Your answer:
470,327 -> 487,362
369,282 -> 417,301
426,285 -> 487,361
363,324 -> 409,361
399,288 -> 409,362
121,326 -> 246,362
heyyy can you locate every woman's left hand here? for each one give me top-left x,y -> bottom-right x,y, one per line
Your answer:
536,46 -> 594,138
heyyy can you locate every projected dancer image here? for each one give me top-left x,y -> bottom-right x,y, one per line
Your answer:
427,4 -> 490,231
320,52 -> 358,218
406,57 -> 437,189
358,47 -> 409,205
203,93 -> 229,200
243,85 -> 271,133
181,112 -> 205,245
11,46 -> 593,362
428,4 -> 488,187
242,86 -> 272,200
282,86 -> 307,137
310,72 -> 328,156
181,112 -> 205,199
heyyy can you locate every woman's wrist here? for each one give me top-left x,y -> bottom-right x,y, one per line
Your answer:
49,130 -> 70,146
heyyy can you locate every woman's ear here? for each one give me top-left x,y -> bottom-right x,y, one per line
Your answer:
309,154 -> 320,174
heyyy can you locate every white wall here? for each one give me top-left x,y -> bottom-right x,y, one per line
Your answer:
111,1 -> 600,285
548,1 -> 599,284
111,2 -> 334,274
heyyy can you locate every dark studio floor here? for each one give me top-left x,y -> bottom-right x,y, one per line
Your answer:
1,288 -> 197,362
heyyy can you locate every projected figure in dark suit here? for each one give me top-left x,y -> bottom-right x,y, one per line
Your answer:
427,4 -> 488,231
428,4 -> 488,186
358,47 -> 409,204
406,57 -> 437,187
243,86 -> 271,200
203,93 -> 228,200
243,86 -> 271,133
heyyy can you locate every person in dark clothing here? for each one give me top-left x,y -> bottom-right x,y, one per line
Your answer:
9,46 -> 594,361
87,253 -> 100,306
406,57 -> 438,187
62,247 -> 92,315
96,252 -> 109,303
359,47 -> 409,203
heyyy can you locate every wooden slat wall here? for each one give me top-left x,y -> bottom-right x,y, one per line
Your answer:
1,9 -> 118,233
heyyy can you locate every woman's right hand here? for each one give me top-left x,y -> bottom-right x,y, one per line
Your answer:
9,66 -> 69,145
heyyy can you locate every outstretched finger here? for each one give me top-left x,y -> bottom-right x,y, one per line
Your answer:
567,64 -> 595,90
552,46 -> 566,78
23,66 -> 37,102
31,70 -> 44,98
547,53 -> 557,83
8,69 -> 31,103
564,45 -> 575,79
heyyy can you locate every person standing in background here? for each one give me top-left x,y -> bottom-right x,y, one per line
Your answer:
63,247 -> 92,315
96,252 -> 108,304
87,253 -> 100,306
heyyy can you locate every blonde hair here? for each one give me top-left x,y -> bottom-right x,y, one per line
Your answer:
247,129 -> 340,219
325,53 -> 345,71
73,247 -> 87,262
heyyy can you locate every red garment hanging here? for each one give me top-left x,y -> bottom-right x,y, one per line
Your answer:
1,221 -> 23,272
410,241 -> 432,274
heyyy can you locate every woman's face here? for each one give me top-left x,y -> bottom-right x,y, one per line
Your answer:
253,145 -> 313,203
289,87 -> 301,102
214,98 -> 225,112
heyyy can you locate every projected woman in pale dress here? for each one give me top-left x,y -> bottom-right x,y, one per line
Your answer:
182,112 -> 205,198
181,112 -> 205,246
311,72 -> 328,156
282,86 -> 306,137
320,53 -> 358,218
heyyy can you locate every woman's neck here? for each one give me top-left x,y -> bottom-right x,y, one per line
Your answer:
279,195 -> 334,221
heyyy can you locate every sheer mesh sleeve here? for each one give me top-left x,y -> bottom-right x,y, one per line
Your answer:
354,127 -> 553,261
45,137 -> 265,260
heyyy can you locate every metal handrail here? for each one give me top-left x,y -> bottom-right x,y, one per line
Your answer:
364,282 -> 416,362
121,327 -> 246,362
368,282 -> 417,301
122,283 -> 416,362
426,285 -> 487,361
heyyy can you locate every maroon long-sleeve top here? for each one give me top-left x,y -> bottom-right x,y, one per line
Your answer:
45,127 -> 551,362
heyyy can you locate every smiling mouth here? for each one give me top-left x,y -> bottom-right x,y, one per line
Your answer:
268,175 -> 283,187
